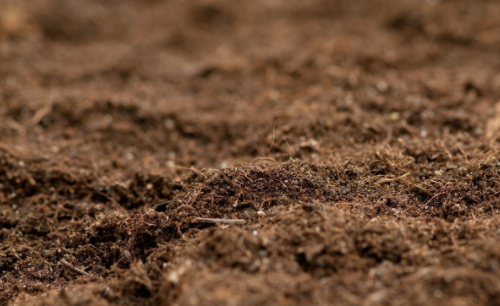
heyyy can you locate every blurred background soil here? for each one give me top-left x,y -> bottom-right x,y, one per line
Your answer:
1,0 -> 500,305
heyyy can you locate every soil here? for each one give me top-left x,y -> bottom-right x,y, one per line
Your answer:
2,0 -> 500,305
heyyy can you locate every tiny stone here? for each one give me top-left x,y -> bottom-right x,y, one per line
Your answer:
389,112 -> 400,121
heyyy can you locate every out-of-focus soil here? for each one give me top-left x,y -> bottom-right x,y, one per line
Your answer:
2,0 -> 500,305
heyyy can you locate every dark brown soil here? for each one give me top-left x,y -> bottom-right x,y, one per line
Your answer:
2,0 -> 500,305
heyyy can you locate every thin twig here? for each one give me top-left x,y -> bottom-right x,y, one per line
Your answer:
423,192 -> 445,206
171,166 -> 207,179
375,173 -> 410,185
250,157 -> 276,164
60,259 -> 90,276
267,119 -> 280,153
282,136 -> 292,159
32,101 -> 53,125
195,218 -> 246,225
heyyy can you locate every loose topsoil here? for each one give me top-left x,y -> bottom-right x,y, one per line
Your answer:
2,0 -> 500,305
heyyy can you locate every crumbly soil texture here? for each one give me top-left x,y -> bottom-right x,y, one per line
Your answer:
2,0 -> 500,305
